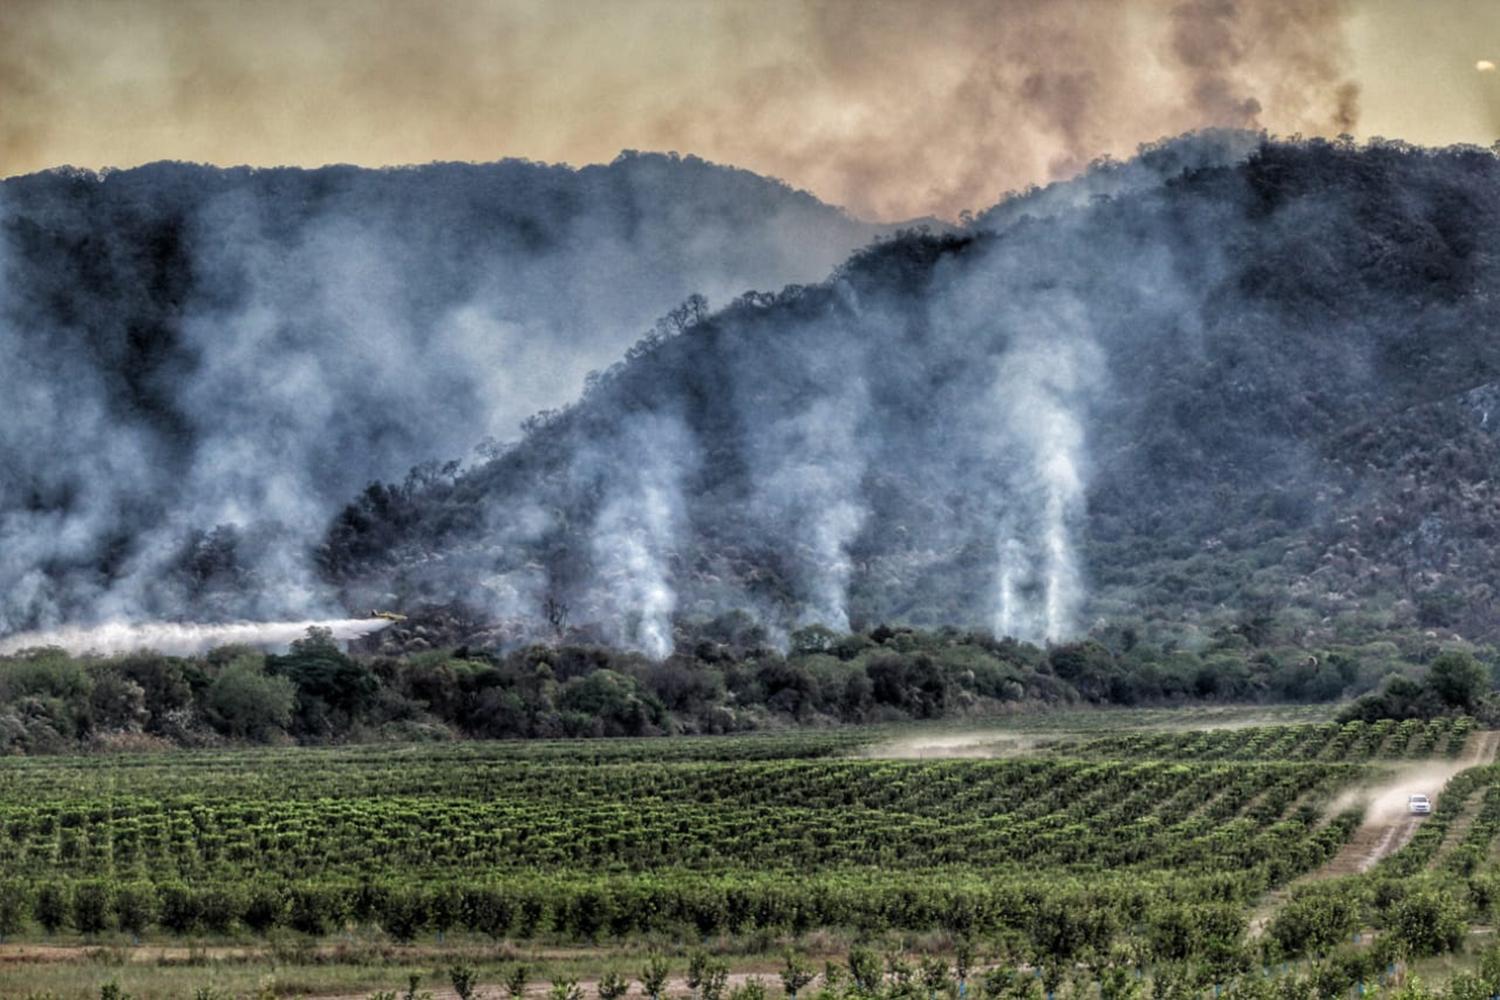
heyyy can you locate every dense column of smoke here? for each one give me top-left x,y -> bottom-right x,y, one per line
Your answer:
966,289 -> 1098,644
0,618 -> 390,657
741,296 -> 872,633
760,388 -> 870,632
0,197 -> 162,632
586,414 -> 693,659
1041,443 -> 1084,638
994,532 -> 1025,639
992,332 -> 1094,642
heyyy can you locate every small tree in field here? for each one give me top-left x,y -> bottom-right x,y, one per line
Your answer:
1098,966 -> 1141,1000
848,948 -> 883,997
821,962 -> 846,995
430,885 -> 460,943
641,954 -> 670,1000
599,971 -> 631,1000
73,880 -> 111,936
380,887 -> 428,943
780,953 -> 816,1000
507,966 -> 530,1000
0,881 -> 29,941
954,940 -> 974,998
688,953 -> 728,1000
113,882 -> 155,941
157,883 -> 201,935
449,964 -> 480,1000
35,883 -> 68,934
919,958 -> 949,1000
550,978 -> 583,1000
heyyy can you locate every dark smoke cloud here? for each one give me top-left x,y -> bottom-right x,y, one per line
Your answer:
1170,0 -> 1359,132
0,0 -> 1364,220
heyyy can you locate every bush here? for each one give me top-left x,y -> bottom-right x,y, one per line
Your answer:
72,880 -> 112,935
241,885 -> 284,934
1427,652 -> 1488,712
461,885 -> 513,939
380,887 -> 429,943
34,883 -> 68,934
113,882 -> 155,937
1269,887 -> 1360,957
287,885 -> 341,936
0,880 -> 28,939
157,883 -> 201,935
199,887 -> 240,934
1388,889 -> 1467,957
205,657 -> 295,741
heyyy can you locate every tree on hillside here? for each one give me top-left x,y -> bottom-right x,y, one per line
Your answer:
1427,651 -> 1488,712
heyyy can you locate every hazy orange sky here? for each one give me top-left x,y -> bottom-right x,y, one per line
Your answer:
2,0 -> 1497,220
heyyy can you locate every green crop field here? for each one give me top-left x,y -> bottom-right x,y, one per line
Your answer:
4,714 -> 1500,998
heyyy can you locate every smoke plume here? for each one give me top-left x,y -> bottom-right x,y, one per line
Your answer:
584,414 -> 694,659
743,298 -> 872,633
992,330 -> 1095,642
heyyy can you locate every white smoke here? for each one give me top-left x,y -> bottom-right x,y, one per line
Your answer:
758,387 -> 870,632
995,531 -> 1026,639
587,414 -> 692,659
990,309 -> 1097,643
593,486 -> 678,659
0,617 -> 392,657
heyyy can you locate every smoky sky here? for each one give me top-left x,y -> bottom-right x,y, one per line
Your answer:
5,0 -> 1491,221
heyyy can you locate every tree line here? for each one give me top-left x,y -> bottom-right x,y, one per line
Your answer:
0,622 -> 1491,752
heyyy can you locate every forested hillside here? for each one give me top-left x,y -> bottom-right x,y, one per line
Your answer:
319,135 -> 1500,656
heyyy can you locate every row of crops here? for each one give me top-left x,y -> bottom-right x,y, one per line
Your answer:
0,728 -> 875,786
1068,717 -> 1474,762
0,871 -> 1272,958
0,757 -> 1362,881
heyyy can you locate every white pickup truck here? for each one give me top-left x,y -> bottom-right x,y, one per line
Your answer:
1408,794 -> 1432,815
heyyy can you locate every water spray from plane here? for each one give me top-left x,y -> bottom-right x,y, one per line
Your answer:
0,617 -> 393,658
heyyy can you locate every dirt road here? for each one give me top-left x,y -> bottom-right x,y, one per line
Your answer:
1310,729 -> 1500,877
1247,729 -> 1500,937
